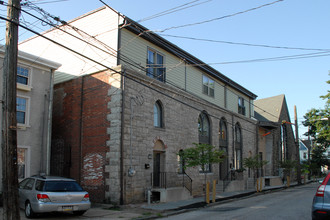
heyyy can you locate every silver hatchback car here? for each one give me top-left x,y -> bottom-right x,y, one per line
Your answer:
19,175 -> 91,218
312,173 -> 330,220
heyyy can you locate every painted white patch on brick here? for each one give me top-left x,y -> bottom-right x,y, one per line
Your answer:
82,153 -> 104,186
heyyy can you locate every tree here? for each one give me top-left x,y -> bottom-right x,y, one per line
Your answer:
310,145 -> 329,176
178,143 -> 224,193
302,76 -> 330,175
243,155 -> 268,191
280,160 -> 297,187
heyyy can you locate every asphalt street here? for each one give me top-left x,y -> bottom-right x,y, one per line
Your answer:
163,183 -> 318,220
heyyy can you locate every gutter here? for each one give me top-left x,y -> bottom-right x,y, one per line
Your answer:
46,69 -> 55,175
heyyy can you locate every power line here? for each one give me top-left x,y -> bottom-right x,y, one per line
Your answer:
1,15 -> 262,136
136,0 -> 212,23
21,0 -> 69,5
152,0 -> 284,33
17,2 -> 297,126
6,3 -> 291,135
159,34 -> 330,52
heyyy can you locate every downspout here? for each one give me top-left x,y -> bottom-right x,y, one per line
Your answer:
118,16 -> 124,205
232,115 -> 235,168
256,122 -> 259,178
46,69 -> 55,175
78,76 -> 85,183
120,70 -> 125,205
40,93 -> 46,173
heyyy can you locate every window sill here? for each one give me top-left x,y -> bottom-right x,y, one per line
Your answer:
154,126 -> 165,131
17,124 -> 30,130
199,171 -> 213,174
17,84 -> 32,92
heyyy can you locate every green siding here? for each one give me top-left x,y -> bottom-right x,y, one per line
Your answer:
120,29 -> 252,117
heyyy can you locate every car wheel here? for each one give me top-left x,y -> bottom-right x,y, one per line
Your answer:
73,210 -> 86,216
25,201 -> 35,218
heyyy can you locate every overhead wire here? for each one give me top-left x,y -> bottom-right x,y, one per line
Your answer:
5,0 -> 285,126
2,1 -> 297,135
136,0 -> 212,23
1,14 -> 264,136
159,34 -> 330,52
22,0 -> 292,127
151,0 -> 284,33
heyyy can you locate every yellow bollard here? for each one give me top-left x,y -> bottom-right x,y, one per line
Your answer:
256,178 -> 259,192
206,182 -> 210,204
287,176 -> 290,187
212,180 -> 216,203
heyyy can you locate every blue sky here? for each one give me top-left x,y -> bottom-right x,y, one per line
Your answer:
1,0 -> 329,138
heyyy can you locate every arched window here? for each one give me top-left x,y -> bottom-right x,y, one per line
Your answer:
234,123 -> 242,169
219,118 -> 228,180
198,111 -> 210,144
154,100 -> 163,127
219,118 -> 227,146
198,111 -> 211,172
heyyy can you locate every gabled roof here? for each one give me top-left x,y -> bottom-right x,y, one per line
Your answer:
254,94 -> 285,122
299,140 -> 309,151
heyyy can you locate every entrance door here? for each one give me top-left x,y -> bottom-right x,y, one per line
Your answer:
153,153 -> 161,187
220,147 -> 228,180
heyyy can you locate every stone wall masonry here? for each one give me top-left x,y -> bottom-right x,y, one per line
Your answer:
120,69 -> 258,203
105,71 -> 122,204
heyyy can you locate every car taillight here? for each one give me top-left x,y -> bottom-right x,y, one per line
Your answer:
316,185 -> 326,197
82,193 -> 89,201
37,194 -> 51,202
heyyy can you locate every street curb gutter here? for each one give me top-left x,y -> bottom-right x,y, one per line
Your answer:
140,181 -> 315,219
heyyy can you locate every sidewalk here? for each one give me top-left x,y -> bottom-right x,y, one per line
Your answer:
81,179 -> 317,219
141,181 -> 302,212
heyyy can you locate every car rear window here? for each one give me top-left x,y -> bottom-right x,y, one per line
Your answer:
35,180 -> 84,192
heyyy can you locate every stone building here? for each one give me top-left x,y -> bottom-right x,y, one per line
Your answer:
19,6 -> 259,204
254,94 -> 298,182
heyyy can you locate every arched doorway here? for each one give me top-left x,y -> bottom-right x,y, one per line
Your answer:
153,139 -> 166,187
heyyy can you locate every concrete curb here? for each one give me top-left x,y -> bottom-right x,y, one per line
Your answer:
139,181 -> 316,219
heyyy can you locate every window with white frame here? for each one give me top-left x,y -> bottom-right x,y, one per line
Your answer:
202,75 -> 214,97
17,66 -> 30,85
17,96 -> 29,125
147,49 -> 165,82
238,97 -> 245,115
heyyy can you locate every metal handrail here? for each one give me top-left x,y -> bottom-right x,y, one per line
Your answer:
183,171 -> 193,195
151,171 -> 193,195
222,169 -> 244,191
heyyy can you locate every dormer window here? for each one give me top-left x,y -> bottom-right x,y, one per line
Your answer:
147,49 -> 165,82
202,75 -> 214,97
238,97 -> 245,115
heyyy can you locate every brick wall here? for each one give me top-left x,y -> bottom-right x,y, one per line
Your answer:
52,71 -> 111,203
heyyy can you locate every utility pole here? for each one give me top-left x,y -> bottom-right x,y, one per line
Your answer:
294,105 -> 302,185
2,0 -> 21,219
